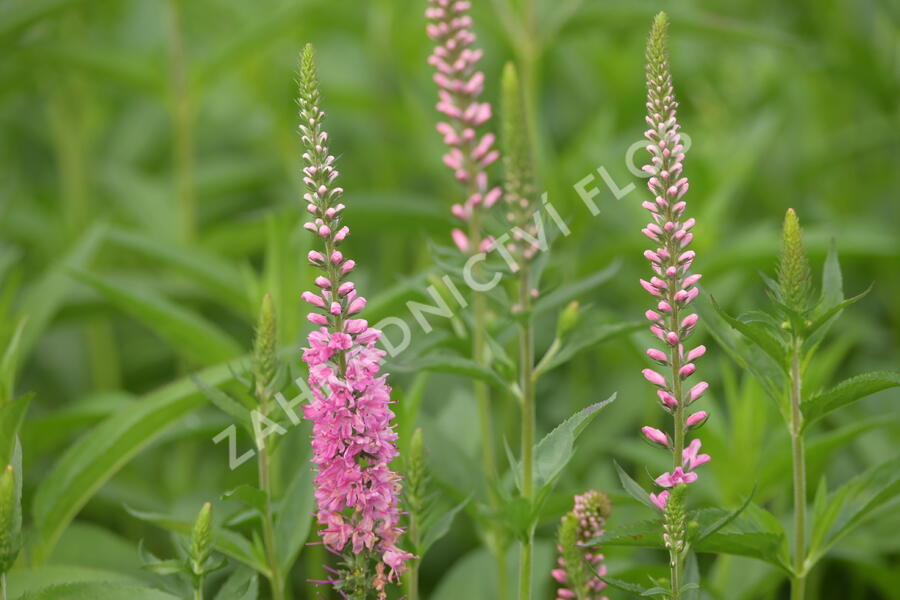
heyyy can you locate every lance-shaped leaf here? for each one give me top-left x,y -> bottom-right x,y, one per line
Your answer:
801,371 -> 900,430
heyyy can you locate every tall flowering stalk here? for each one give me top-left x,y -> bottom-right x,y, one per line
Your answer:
501,61 -> 541,600
638,14 -> 710,599
297,44 -> 411,599
426,0 -> 501,255
552,491 -> 611,600
425,2 -> 507,594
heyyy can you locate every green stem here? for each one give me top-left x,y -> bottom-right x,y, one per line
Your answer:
790,338 -> 807,600
517,537 -> 533,600
194,583 -> 203,600
517,267 -> 535,600
257,394 -> 285,600
2,573 -> 7,600
406,561 -> 419,600
469,200 -> 507,600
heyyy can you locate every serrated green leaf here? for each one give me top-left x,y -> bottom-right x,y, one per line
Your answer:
695,486 -> 755,543
600,575 -> 650,594
711,297 -> 787,370
533,395 -> 615,491
801,371 -> 900,430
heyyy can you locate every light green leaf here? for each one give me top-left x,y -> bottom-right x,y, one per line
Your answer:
75,270 -> 243,364
533,395 -> 615,491
420,497 -> 470,553
32,360 -> 246,561
801,371 -> 900,430
820,240 -> 843,308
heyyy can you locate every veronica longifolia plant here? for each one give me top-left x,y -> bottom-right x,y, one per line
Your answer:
637,13 -> 709,598
710,208 -> 900,599
297,44 -> 411,599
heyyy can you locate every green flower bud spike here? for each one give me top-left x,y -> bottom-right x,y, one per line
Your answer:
253,294 -> 277,403
0,465 -> 20,576
190,502 -> 212,578
777,208 -> 813,314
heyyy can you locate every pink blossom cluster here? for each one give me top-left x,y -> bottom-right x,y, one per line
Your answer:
298,59 -> 411,582
426,0 -> 501,253
552,490 -> 610,600
638,24 -> 710,510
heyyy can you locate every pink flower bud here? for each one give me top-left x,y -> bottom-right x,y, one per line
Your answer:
646,348 -> 668,363
347,296 -> 367,314
641,426 -> 670,447
686,411 -> 708,428
451,228 -> 470,253
657,390 -> 677,409
686,345 -> 706,361
642,369 -> 667,387
688,381 -> 709,403
301,291 -> 325,308
307,312 -> 328,325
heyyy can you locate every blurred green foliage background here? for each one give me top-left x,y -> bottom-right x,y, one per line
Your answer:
1,0 -> 898,598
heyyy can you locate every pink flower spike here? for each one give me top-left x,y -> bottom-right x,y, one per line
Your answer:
642,426 -> 670,448
451,228 -> 470,253
650,490 -> 669,510
686,410 -> 709,429
642,368 -> 667,387
688,381 -> 709,403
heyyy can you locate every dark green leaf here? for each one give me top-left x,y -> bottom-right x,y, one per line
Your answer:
533,259 -> 621,317
0,392 -> 31,469
711,296 -> 787,370
614,461 -> 657,510
420,497 -> 470,553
